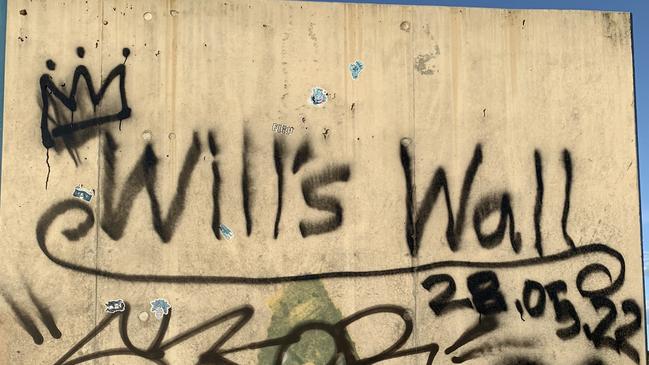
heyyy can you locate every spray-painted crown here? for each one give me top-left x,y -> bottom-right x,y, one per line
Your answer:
39,47 -> 132,149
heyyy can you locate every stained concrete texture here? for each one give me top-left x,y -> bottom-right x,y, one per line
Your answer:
0,0 -> 643,364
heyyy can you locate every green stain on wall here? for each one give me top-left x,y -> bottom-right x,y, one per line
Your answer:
258,281 -> 356,365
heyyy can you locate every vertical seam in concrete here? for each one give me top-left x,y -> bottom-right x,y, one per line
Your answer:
168,0 -> 178,180
343,1 -> 350,314
408,5 -> 418,353
94,0 -> 105,337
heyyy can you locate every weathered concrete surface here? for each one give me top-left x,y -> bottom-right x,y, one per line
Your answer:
0,0 -> 643,364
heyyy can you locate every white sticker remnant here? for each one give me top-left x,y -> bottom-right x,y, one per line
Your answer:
272,123 -> 294,136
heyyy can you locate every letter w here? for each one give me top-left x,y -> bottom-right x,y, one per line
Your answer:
400,143 -> 482,256
101,132 -> 201,242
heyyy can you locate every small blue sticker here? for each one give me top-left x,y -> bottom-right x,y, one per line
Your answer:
73,185 -> 94,202
349,60 -> 364,80
310,87 -> 328,106
219,224 -> 234,240
105,299 -> 125,313
150,298 -> 171,320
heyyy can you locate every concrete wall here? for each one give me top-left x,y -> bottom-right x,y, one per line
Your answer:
0,0 -> 644,364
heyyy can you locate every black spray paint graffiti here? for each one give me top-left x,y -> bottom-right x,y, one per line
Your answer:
38,47 -> 131,188
39,47 -> 131,149
400,140 -> 575,257
52,303 -> 440,365
51,300 -> 623,365
1,286 -> 61,345
39,130 -> 583,256
32,121 -> 642,363
421,270 -> 642,363
36,196 -> 637,361
36,191 -> 625,287
208,130 -> 222,239
34,136 -> 628,283
299,164 -> 351,237
100,131 -> 201,243
96,129 -> 349,242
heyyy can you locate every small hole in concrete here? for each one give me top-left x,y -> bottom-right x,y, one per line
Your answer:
143,12 -> 153,21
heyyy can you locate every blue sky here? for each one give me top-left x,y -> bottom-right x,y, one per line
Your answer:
0,0 -> 647,339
